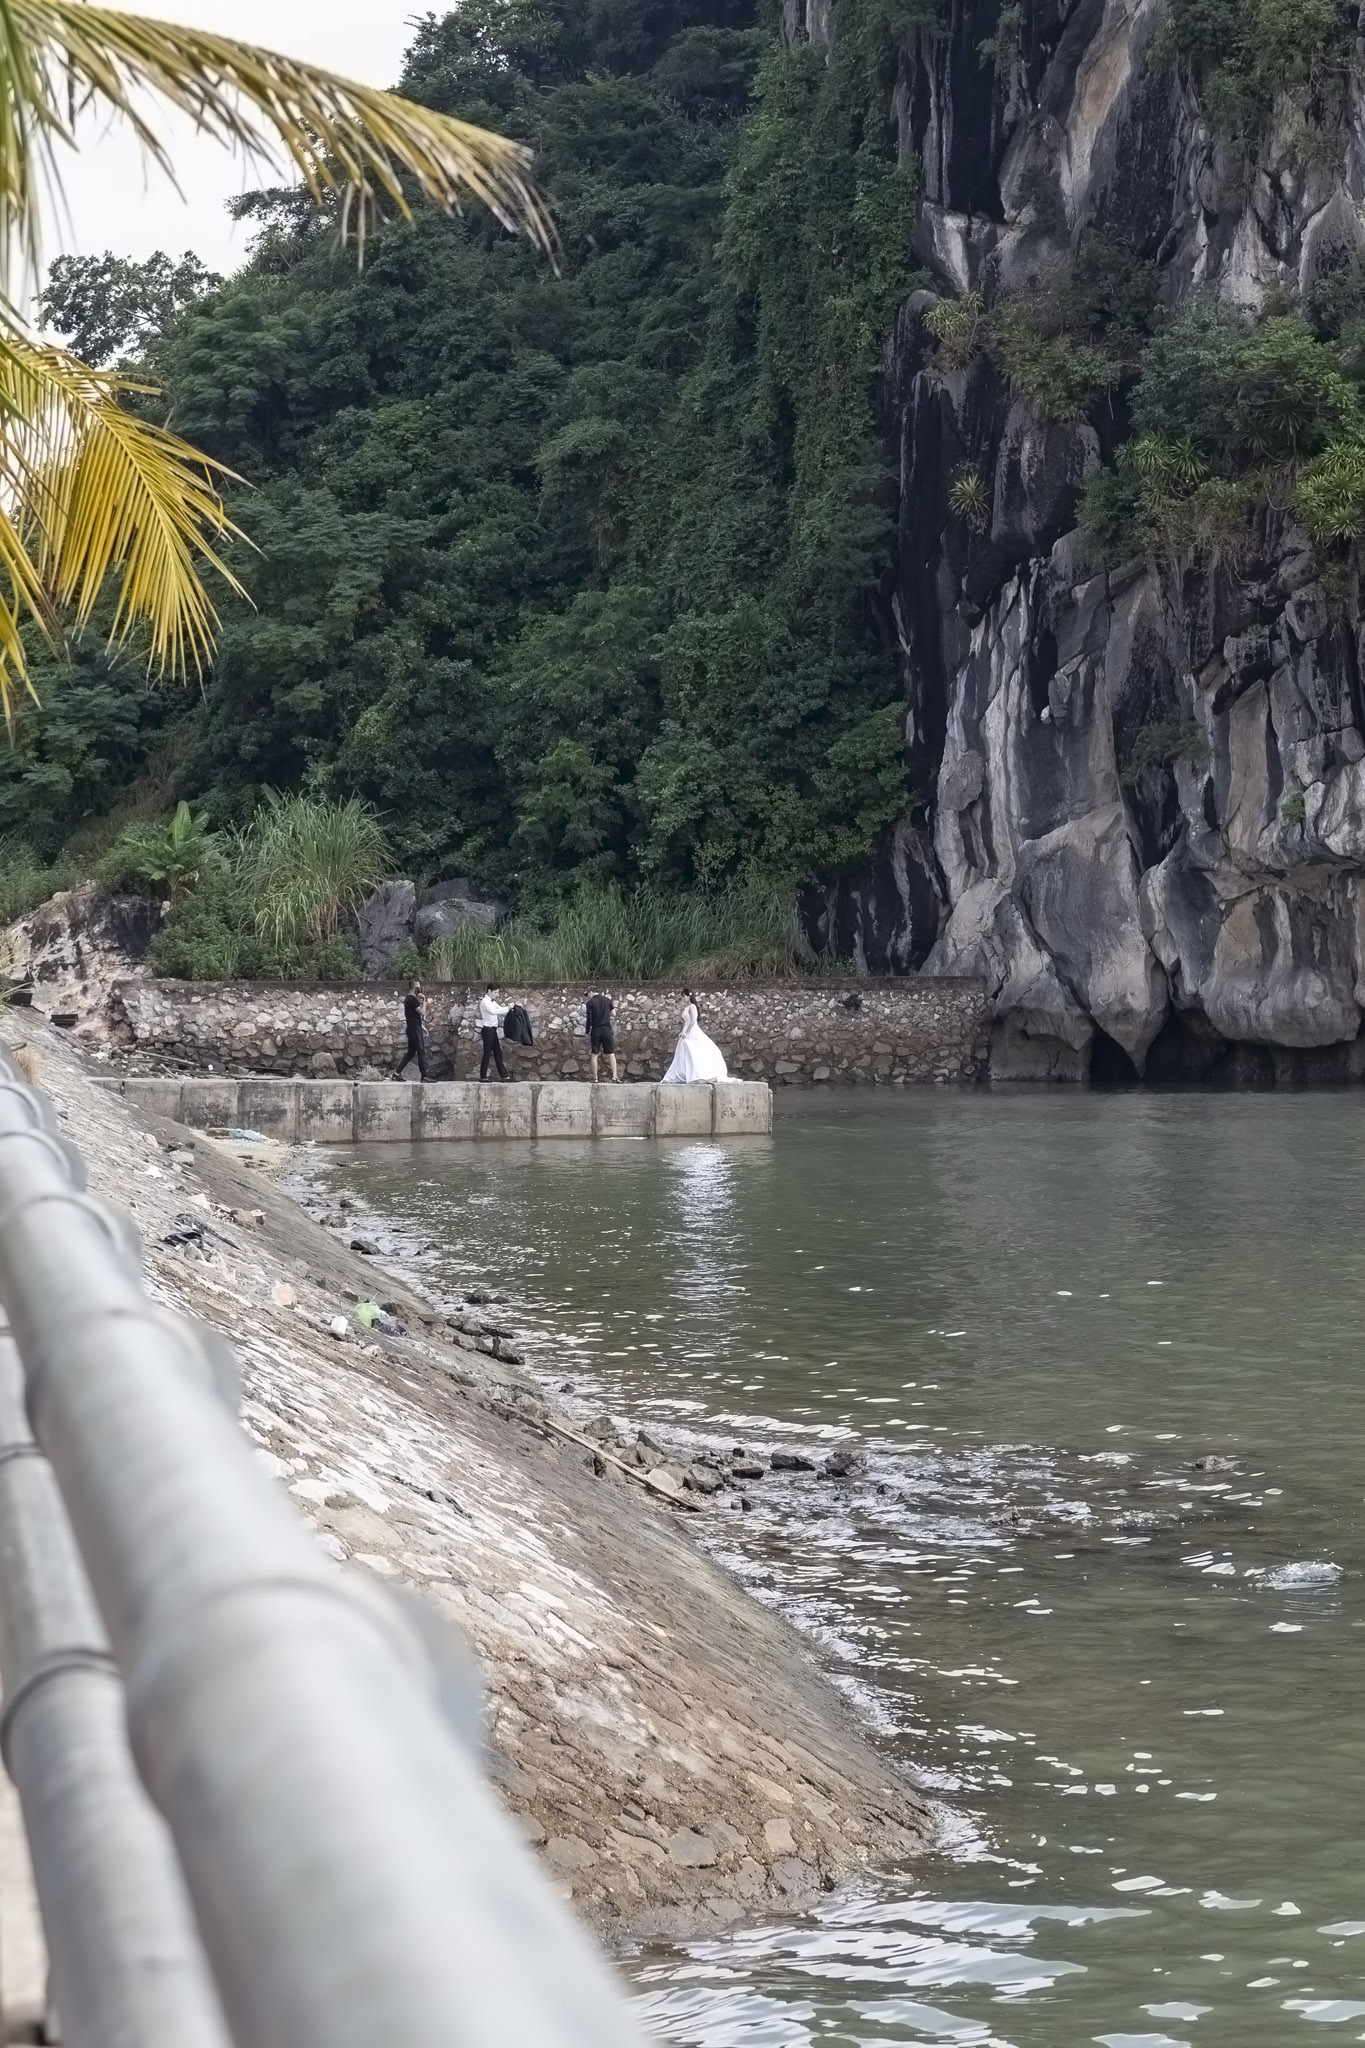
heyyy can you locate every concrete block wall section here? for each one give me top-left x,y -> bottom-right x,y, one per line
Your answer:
98,1078 -> 771,1141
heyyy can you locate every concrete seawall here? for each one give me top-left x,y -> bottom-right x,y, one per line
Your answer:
99,1076 -> 772,1142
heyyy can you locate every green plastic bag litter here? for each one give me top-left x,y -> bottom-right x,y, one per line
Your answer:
353,1300 -> 381,1328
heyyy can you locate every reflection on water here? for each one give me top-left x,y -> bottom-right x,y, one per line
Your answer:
301,1090 -> 1365,2044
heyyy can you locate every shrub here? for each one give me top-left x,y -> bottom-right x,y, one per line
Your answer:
948,468 -> 990,528
148,796 -> 377,981
1130,298 -> 1255,457
99,800 -> 220,899
989,298 -> 1120,422
147,866 -> 260,980
1281,791 -> 1308,825
1150,0 -> 1349,143
925,290 -> 985,369
1233,317 -> 1361,458
1057,233 -> 1162,353
976,3 -> 1022,67
1121,716 -> 1208,787
1296,439 -> 1365,540
1305,253 -> 1365,342
245,793 -> 390,949
0,842 -> 78,925
1082,432 -> 1265,563
1078,462 -> 1146,566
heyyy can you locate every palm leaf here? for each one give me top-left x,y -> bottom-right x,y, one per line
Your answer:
0,0 -> 553,720
0,317 -> 248,719
1,0 -> 555,284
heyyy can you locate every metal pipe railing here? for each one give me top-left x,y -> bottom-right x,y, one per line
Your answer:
0,1059 -> 642,2048
0,1330 -> 231,2048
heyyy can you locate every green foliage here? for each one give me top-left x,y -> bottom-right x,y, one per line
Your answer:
0,843 -> 78,924
1150,0 -> 1352,144
147,798 -> 376,980
0,639 -> 179,860
1281,790 -> 1308,825
1053,232 -> 1162,354
926,238 -> 1157,425
976,4 -> 1023,68
989,297 -> 1120,423
245,793 -> 390,946
1121,715 -> 1208,787
1128,298 -> 1255,453
146,866 -> 262,980
1083,295 -> 1365,559
99,801 -> 220,898
147,869 -> 363,982
39,0 -> 914,906
1082,432 -> 1262,563
1296,439 -> 1365,541
421,876 -> 820,981
1306,254 -> 1365,341
925,290 -> 984,367
948,468 -> 990,527
1232,318 -> 1359,457
39,250 -> 220,364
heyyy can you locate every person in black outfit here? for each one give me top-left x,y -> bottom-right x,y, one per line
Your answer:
585,990 -> 617,1082
395,979 -> 428,1080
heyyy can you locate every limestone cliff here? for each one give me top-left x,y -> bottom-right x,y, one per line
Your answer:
814,0 -> 1365,1080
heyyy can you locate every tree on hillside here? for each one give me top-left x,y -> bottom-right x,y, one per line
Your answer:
0,2 -> 549,720
61,0 -> 910,903
40,250 -> 221,365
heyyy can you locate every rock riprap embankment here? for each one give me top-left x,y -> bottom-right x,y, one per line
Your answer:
13,1020 -> 929,1947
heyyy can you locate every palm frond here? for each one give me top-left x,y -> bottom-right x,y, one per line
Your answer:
2,0 -> 555,285
0,0 -> 553,726
0,318 -> 248,717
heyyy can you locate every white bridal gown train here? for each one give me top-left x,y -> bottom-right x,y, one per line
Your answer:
661,1002 -> 729,1083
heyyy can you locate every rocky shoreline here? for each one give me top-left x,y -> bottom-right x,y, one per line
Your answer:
9,1017 -> 930,1954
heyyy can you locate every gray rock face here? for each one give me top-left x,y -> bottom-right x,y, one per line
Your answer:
4,884 -> 162,1043
827,0 -> 1365,1078
414,879 -> 508,945
355,881 -> 415,979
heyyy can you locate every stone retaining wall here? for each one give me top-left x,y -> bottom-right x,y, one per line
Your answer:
102,1075 -> 770,1141
112,977 -> 990,1085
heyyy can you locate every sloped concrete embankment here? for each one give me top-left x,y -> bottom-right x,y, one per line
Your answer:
19,1022 -> 928,1948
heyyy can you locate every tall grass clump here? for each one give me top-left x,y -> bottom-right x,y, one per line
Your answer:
149,792 -> 390,980
0,841 -> 79,925
424,879 -> 820,983
246,793 -> 390,948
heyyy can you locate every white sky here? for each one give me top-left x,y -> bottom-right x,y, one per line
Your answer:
44,1 -> 419,285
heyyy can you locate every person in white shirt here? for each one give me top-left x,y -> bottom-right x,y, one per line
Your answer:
477,984 -> 510,1080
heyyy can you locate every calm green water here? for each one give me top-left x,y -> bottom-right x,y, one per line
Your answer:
302,1091 -> 1365,2047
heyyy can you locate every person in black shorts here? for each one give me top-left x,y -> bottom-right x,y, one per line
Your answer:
585,990 -> 617,1081
395,979 -> 428,1080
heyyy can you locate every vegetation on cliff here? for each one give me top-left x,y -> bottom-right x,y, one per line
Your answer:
1078,282 -> 1365,563
1151,0 -> 1356,144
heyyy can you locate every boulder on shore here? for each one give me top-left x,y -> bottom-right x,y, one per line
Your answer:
355,880 -> 415,978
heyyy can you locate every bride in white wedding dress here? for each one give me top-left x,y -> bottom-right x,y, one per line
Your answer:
661,992 -> 729,1083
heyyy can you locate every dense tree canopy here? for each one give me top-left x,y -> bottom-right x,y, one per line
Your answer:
8,0 -> 916,908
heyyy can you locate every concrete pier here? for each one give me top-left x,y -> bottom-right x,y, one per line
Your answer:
99,1077 -> 772,1143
